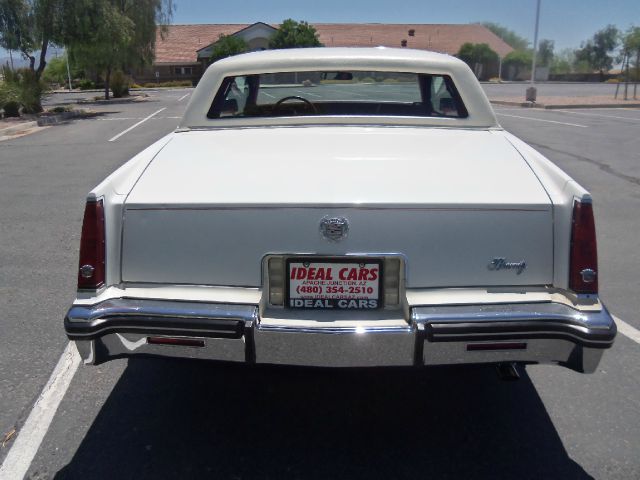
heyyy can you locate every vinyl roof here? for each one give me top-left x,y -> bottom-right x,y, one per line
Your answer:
180,47 -> 500,129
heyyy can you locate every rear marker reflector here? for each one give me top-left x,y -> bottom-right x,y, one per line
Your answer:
467,342 -> 527,352
147,337 -> 205,348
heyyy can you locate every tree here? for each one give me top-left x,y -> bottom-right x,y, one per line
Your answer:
456,42 -> 499,80
67,0 -> 174,100
68,2 -> 132,100
574,25 -> 620,76
537,39 -> 554,67
269,19 -> 322,49
210,34 -> 248,64
550,48 -> 576,74
503,50 -> 533,79
42,54 -> 82,84
0,0 -> 31,61
0,0 -> 64,78
480,22 -> 529,50
621,26 -> 640,81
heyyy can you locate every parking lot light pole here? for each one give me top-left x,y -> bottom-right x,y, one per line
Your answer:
526,0 -> 541,103
66,50 -> 73,92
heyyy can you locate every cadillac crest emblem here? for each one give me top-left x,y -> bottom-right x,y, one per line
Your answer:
320,216 -> 349,242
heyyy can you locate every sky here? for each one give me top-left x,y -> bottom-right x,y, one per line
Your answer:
171,0 -> 640,51
2,0 -> 639,63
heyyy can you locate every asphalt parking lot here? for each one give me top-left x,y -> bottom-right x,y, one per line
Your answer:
1,86 -> 639,479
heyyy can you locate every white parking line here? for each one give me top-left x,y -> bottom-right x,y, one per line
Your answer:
496,112 -> 589,128
177,93 -> 191,102
553,109 -> 640,122
0,342 -> 80,480
614,316 -> 640,345
294,89 -> 322,98
108,107 -> 166,142
95,117 -> 139,121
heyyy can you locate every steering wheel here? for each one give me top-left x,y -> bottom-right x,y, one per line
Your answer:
273,95 -> 317,114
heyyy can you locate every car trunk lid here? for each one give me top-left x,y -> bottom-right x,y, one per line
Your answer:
121,127 -> 553,288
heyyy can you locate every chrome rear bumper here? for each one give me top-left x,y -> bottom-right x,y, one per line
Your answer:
65,300 -> 616,373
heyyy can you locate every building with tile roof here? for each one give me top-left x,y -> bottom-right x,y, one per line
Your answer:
143,23 -> 513,84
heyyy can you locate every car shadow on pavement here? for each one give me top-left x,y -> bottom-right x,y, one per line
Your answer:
55,359 -> 593,480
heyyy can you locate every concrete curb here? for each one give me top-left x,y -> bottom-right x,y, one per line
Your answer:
0,121 -> 38,135
48,87 -> 194,94
490,100 -> 640,109
77,96 -> 149,105
36,110 -> 98,126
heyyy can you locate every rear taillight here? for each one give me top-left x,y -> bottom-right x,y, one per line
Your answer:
569,200 -> 598,294
77,199 -> 105,290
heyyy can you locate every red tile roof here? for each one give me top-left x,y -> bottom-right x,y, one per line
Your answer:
155,24 -> 252,64
154,23 -> 514,65
316,24 -> 514,58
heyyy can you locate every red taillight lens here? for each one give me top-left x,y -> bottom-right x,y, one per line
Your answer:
569,200 -> 598,294
77,199 -> 105,290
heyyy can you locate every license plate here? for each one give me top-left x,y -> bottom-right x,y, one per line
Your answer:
286,258 -> 382,309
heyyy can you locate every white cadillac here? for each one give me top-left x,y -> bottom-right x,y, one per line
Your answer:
64,48 -> 616,373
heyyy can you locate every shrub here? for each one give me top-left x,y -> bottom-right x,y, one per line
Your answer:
3,101 -> 21,117
49,105 -> 73,113
1,67 -> 46,114
42,57 -> 68,85
78,79 -> 96,90
18,69 -> 45,114
130,83 -> 142,89
110,71 -> 129,98
0,77 -> 21,111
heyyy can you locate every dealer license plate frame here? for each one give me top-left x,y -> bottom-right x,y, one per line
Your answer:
285,257 -> 384,310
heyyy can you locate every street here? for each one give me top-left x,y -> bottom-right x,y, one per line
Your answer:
0,87 -> 639,479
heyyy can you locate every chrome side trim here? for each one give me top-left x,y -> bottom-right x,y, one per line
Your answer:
412,302 -> 614,331
65,299 -> 258,341
67,299 -> 257,323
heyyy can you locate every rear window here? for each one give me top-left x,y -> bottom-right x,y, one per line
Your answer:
207,71 -> 468,119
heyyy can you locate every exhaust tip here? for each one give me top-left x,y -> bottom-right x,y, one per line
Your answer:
496,363 -> 521,381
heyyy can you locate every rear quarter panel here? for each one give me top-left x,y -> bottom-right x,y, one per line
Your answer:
500,131 -> 591,291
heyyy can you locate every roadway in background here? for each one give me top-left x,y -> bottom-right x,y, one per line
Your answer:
481,81 -> 622,98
